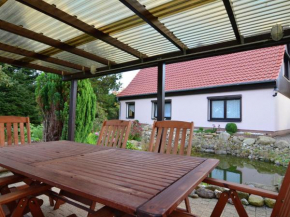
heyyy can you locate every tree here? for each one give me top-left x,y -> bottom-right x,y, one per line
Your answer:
0,63 -> 41,124
90,74 -> 121,130
35,73 -> 96,142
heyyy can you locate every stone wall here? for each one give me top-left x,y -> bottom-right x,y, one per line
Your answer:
131,125 -> 290,167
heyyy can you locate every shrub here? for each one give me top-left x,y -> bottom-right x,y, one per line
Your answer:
225,123 -> 238,134
126,141 -> 138,150
30,124 -> 43,142
129,120 -> 143,141
86,132 -> 99,145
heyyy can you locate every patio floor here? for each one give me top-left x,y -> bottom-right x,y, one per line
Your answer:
1,172 -> 272,217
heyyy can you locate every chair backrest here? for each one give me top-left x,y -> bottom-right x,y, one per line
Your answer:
148,121 -> 194,156
272,163 -> 290,217
0,116 -> 31,147
97,120 -> 132,149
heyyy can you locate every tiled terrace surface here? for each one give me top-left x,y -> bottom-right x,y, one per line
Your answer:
0,170 -> 272,217
25,194 -> 272,217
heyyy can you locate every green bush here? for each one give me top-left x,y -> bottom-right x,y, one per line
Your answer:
126,141 -> 138,150
30,124 -> 43,142
225,123 -> 238,134
86,133 -> 99,145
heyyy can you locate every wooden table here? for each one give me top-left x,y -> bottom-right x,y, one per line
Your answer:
0,141 -> 219,217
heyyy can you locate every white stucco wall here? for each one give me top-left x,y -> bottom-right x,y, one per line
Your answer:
275,92 -> 290,131
119,88 -> 285,132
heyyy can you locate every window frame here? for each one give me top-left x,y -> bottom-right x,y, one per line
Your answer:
151,100 -> 172,120
126,102 -> 135,119
208,95 -> 242,122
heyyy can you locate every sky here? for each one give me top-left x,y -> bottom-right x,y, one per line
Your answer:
120,70 -> 139,90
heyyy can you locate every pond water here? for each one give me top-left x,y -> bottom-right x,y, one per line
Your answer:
192,152 -> 287,187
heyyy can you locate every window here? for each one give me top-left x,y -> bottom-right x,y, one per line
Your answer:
126,102 -> 135,119
208,96 -> 241,122
152,100 -> 171,120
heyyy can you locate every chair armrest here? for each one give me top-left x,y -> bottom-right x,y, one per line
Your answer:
0,175 -> 24,187
0,184 -> 51,205
204,177 -> 278,199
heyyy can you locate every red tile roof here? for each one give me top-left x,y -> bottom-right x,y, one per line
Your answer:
118,46 -> 285,97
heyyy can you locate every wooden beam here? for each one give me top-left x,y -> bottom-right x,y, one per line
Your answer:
68,80 -> 77,141
0,0 -> 8,7
0,20 -> 113,66
119,0 -> 187,51
63,29 -> 290,80
223,0 -> 243,44
16,0 -> 147,59
0,56 -> 70,75
19,0 -> 215,63
0,42 -> 89,72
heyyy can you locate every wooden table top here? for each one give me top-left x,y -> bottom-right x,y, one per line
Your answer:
0,141 -> 219,217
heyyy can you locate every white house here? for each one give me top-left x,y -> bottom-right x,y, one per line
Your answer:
118,46 -> 290,135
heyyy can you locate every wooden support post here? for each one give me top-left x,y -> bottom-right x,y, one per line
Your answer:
157,62 -> 165,153
157,62 -> 165,122
68,80 -> 77,141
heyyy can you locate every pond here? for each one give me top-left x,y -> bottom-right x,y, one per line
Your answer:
192,152 -> 287,188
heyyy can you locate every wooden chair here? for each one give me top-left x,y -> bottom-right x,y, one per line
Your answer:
54,120 -> 132,216
0,175 -> 52,217
97,120 -> 132,148
203,162 -> 290,217
148,121 -> 194,214
0,116 -> 31,146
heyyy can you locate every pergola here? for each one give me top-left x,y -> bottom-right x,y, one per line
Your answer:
0,0 -> 290,141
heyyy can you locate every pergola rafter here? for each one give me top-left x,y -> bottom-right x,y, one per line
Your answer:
119,0 -> 188,51
18,0 -> 214,64
15,0 -> 147,59
0,56 -> 69,75
223,0 -> 243,44
63,28 -> 290,81
0,42 -> 89,71
0,20 -> 114,66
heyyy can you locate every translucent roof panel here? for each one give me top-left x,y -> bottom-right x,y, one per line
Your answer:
51,51 -> 106,69
233,0 -> 290,37
0,30 -> 49,53
44,0 -> 136,29
113,24 -> 179,57
78,40 -> 138,64
0,50 -> 24,60
0,0 -> 83,42
138,0 -> 173,10
160,0 -> 236,49
31,60 -> 78,74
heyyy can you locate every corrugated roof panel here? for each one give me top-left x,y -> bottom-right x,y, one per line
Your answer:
0,30 -> 49,53
51,51 -> 106,69
233,0 -> 290,37
44,0 -> 135,29
31,59 -> 78,74
161,0 -> 236,49
138,0 -> 173,9
113,24 -> 179,56
0,0 -> 83,42
78,40 -> 138,64
0,50 -> 23,60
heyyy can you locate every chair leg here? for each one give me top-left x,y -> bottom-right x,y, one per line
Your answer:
11,197 -> 29,217
184,197 -> 191,214
54,190 -> 65,210
87,201 -> 97,217
229,190 -> 248,217
210,191 -> 230,217
28,198 -> 45,217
